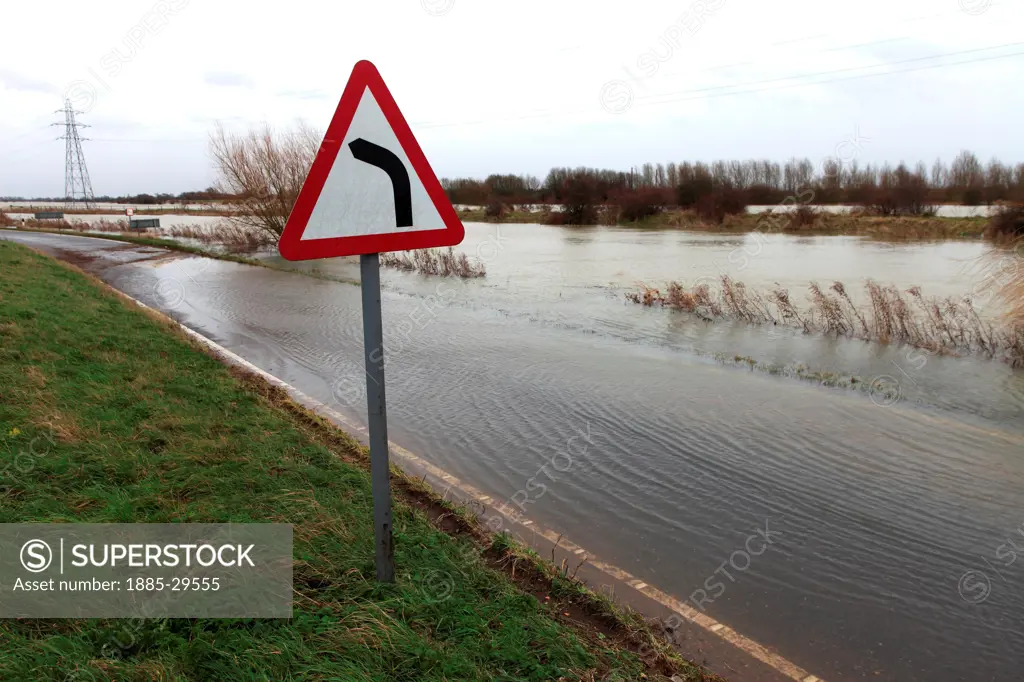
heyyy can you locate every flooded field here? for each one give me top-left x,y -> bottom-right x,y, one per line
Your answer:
3,228 -> 1022,682
4,201 -> 998,218
265,220 -> 1001,303
259,222 -> 1023,422
4,213 -> 226,231
1,201 -> 216,212
745,204 -> 997,218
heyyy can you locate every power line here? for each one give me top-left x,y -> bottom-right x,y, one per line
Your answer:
423,3 -> 1016,129
0,124 -> 57,158
691,35 -> 917,75
1,140 -> 50,160
636,40 -> 1024,103
653,21 -> 1012,80
639,48 -> 1024,107
413,44 -> 1024,129
87,137 -> 200,143
544,0 -> 1010,67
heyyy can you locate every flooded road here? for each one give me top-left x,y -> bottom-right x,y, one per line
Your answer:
5,230 -> 1023,682
261,223 -> 1024,423
6,213 -> 227,232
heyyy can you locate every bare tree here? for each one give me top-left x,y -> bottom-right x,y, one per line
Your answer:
930,157 -> 948,189
641,162 -> 654,187
654,163 -> 666,187
666,162 -> 678,188
950,149 -> 983,190
728,160 -> 750,189
209,121 -> 322,239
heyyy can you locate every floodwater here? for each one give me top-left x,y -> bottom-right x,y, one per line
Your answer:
260,222 -> 1023,423
5,201 -> 997,219
2,201 -> 214,212
6,213 -> 225,231
746,204 -> 996,218
3,229 -> 1022,682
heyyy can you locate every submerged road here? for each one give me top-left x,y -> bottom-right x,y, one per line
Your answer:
5,231 -> 1023,682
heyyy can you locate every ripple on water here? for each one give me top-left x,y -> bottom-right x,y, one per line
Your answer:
89,234 -> 1024,682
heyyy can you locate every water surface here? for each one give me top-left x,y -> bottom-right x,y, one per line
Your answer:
4,229 -> 1022,682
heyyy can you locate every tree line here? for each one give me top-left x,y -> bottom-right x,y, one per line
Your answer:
441,150 -> 1024,223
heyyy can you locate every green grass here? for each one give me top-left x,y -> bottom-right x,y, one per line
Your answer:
0,241 -> 666,681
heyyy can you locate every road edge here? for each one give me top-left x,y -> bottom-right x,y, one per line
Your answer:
121,291 -> 823,682
4,233 -> 825,682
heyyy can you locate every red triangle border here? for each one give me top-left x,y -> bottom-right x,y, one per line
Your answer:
278,60 -> 465,261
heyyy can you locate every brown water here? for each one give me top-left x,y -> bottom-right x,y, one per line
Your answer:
6,213 -> 226,231
4,202 -> 998,218
262,223 -> 1023,422
281,220 -> 1005,305
4,229 -> 1023,682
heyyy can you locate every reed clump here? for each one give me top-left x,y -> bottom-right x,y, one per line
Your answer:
380,247 -> 486,278
166,222 -> 275,251
985,239 -> 1024,328
89,219 -> 130,232
13,216 -> 274,252
627,276 -> 1024,365
12,217 -> 128,233
21,217 -> 74,230
1006,270 -> 1024,328
788,205 -> 820,229
985,204 -> 1024,242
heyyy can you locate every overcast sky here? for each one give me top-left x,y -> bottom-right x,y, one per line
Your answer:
2,0 -> 1023,197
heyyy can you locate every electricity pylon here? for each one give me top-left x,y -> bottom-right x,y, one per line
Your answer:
53,99 -> 96,210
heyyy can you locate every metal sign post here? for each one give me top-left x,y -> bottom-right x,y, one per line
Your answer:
277,60 -> 465,583
359,252 -> 394,582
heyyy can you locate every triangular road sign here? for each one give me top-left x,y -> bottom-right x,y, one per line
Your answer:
278,60 -> 465,260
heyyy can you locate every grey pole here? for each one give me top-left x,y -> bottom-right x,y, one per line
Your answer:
360,252 -> 395,582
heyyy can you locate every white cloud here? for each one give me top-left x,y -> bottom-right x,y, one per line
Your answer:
0,69 -> 58,95
1,0 -> 1022,196
204,71 -> 256,88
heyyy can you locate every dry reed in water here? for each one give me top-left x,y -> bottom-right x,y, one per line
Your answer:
983,238 -> 1024,330
166,222 -> 275,251
380,248 -> 485,278
627,275 -> 1024,365
12,215 -> 275,252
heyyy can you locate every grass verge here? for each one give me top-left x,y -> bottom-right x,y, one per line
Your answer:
0,241 -> 715,681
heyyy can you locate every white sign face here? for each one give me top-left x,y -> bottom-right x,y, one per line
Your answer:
278,60 -> 464,261
299,88 -> 447,242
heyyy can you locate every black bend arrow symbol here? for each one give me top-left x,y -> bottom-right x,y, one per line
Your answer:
348,138 -> 413,228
